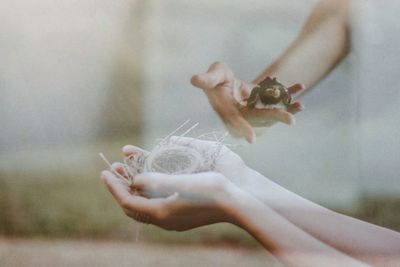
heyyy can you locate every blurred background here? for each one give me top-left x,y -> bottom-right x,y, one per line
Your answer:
1,0 -> 399,266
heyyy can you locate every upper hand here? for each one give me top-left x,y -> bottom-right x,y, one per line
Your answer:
100,136 -> 261,231
191,62 -> 305,143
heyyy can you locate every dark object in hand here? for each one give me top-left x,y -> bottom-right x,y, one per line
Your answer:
247,77 -> 292,108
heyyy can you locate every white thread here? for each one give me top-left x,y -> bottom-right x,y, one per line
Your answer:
99,122 -> 228,179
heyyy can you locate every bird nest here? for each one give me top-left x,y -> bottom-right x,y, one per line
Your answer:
100,121 -> 228,186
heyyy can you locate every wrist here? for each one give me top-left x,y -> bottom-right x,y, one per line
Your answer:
217,182 -> 252,226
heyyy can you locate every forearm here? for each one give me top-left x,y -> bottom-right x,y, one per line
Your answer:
221,185 -> 368,267
242,168 -> 400,266
254,0 -> 350,90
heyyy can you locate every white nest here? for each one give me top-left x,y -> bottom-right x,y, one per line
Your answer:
100,121 -> 228,185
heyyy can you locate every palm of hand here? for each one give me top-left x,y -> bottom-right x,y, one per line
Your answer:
191,62 -> 304,143
105,140 -> 239,231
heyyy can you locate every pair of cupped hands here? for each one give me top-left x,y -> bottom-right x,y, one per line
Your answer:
101,62 -> 305,231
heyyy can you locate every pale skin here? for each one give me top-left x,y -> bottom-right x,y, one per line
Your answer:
102,138 -> 400,266
102,0 -> 400,266
191,0 -> 350,143
101,139 -> 369,267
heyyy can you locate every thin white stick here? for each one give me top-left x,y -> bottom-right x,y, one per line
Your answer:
99,153 -> 129,182
179,122 -> 199,138
123,158 -> 136,177
161,119 -> 191,142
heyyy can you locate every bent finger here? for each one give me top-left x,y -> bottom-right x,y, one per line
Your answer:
101,170 -> 160,214
217,106 -> 255,143
111,162 -> 130,181
288,83 -> 305,95
286,101 -> 305,115
191,62 -> 232,90
122,145 -> 149,157
133,172 -> 179,198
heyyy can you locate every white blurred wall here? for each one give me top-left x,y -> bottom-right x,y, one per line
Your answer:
0,0 -> 143,172
0,0 -> 140,151
1,0 -> 399,209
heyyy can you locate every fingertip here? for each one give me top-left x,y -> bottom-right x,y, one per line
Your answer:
101,170 -> 111,177
191,74 -> 203,87
122,145 -> 148,157
122,145 -> 134,156
100,170 -> 107,180
246,130 -> 256,144
288,115 -> 296,125
191,73 -> 212,89
100,170 -> 114,184
111,162 -> 125,176
278,111 -> 296,125
287,102 -> 305,115
288,83 -> 306,94
122,145 -> 140,157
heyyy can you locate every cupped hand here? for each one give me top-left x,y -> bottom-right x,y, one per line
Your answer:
101,169 -> 235,231
191,62 -> 305,143
100,136 -> 249,231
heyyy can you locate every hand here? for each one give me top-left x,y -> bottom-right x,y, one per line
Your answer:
100,136 -> 250,231
123,136 -> 263,204
191,62 -> 304,143
101,169 -> 235,231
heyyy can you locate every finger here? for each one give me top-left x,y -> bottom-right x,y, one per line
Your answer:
239,81 -> 254,100
122,145 -> 149,157
216,105 -> 256,143
111,162 -> 128,177
288,83 -> 305,95
286,101 -> 305,115
242,107 -> 295,125
134,173 -> 192,199
191,62 -> 232,90
134,172 -> 176,198
225,115 -> 256,143
101,171 -> 161,214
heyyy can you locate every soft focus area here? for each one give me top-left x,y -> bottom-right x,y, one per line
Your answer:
1,0 -> 399,266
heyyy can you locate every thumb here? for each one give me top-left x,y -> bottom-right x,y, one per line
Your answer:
191,62 -> 233,90
191,73 -> 224,90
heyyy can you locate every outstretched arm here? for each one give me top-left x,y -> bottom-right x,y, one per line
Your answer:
254,0 -> 351,89
237,168 -> 400,267
222,186 -> 369,267
130,137 -> 400,266
101,170 -> 368,267
191,0 -> 351,142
